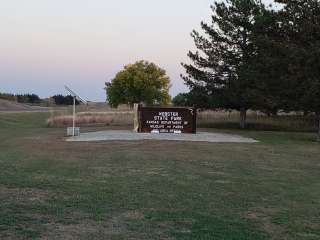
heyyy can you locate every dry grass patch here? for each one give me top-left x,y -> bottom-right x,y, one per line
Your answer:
47,107 -> 317,132
47,111 -> 134,127
198,110 -> 317,131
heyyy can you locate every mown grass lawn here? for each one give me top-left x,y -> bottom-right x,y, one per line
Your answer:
0,112 -> 319,240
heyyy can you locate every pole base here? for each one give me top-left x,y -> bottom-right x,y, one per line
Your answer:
67,127 -> 80,136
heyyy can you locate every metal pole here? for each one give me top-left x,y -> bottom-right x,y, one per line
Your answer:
73,96 -> 76,136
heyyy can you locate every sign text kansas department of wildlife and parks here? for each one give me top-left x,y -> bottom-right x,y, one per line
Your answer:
138,107 -> 197,134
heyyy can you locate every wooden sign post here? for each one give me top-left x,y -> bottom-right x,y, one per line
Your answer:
136,105 -> 197,134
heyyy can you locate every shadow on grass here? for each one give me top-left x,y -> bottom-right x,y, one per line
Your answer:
198,122 -> 319,144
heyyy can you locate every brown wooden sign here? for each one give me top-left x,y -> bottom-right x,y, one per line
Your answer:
137,106 -> 197,134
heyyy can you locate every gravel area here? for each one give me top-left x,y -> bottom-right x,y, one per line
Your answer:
66,130 -> 258,143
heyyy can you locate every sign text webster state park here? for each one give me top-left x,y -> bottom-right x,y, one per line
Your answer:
138,106 -> 197,134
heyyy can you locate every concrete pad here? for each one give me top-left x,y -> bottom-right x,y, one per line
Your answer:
66,130 -> 258,143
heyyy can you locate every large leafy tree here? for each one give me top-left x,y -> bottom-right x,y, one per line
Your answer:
182,0 -> 267,128
105,60 -> 171,107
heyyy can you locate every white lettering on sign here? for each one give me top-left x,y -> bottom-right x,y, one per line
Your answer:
154,116 -> 168,121
160,121 -> 182,125
172,116 -> 182,121
150,125 -> 165,129
158,112 -> 179,117
147,120 -> 159,124
149,112 -> 184,130
153,112 -> 183,121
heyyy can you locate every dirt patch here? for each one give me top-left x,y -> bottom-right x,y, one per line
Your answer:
146,168 -> 167,176
246,207 -> 284,239
208,171 -> 226,176
0,186 -> 50,203
39,210 -> 174,240
40,222 -> 101,240
33,174 -> 58,182
214,180 -> 231,184
259,166 -> 303,173
122,210 -> 145,220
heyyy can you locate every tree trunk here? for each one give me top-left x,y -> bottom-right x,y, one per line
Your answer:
240,108 -> 247,129
317,113 -> 320,142
133,103 -> 140,133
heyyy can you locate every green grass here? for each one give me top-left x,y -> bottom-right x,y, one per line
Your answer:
0,112 -> 319,239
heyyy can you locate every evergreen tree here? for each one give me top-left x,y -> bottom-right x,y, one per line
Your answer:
247,5 -> 289,115
276,0 -> 320,140
182,0 -> 267,128
172,93 -> 189,107
16,94 -> 41,104
52,94 -> 80,105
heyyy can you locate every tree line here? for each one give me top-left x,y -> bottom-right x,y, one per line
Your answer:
0,92 -> 80,106
174,0 -> 320,138
0,93 -> 41,104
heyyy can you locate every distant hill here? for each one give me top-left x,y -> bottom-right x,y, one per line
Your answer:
0,99 -> 48,112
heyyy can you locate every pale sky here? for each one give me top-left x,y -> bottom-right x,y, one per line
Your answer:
1,0 -> 275,101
